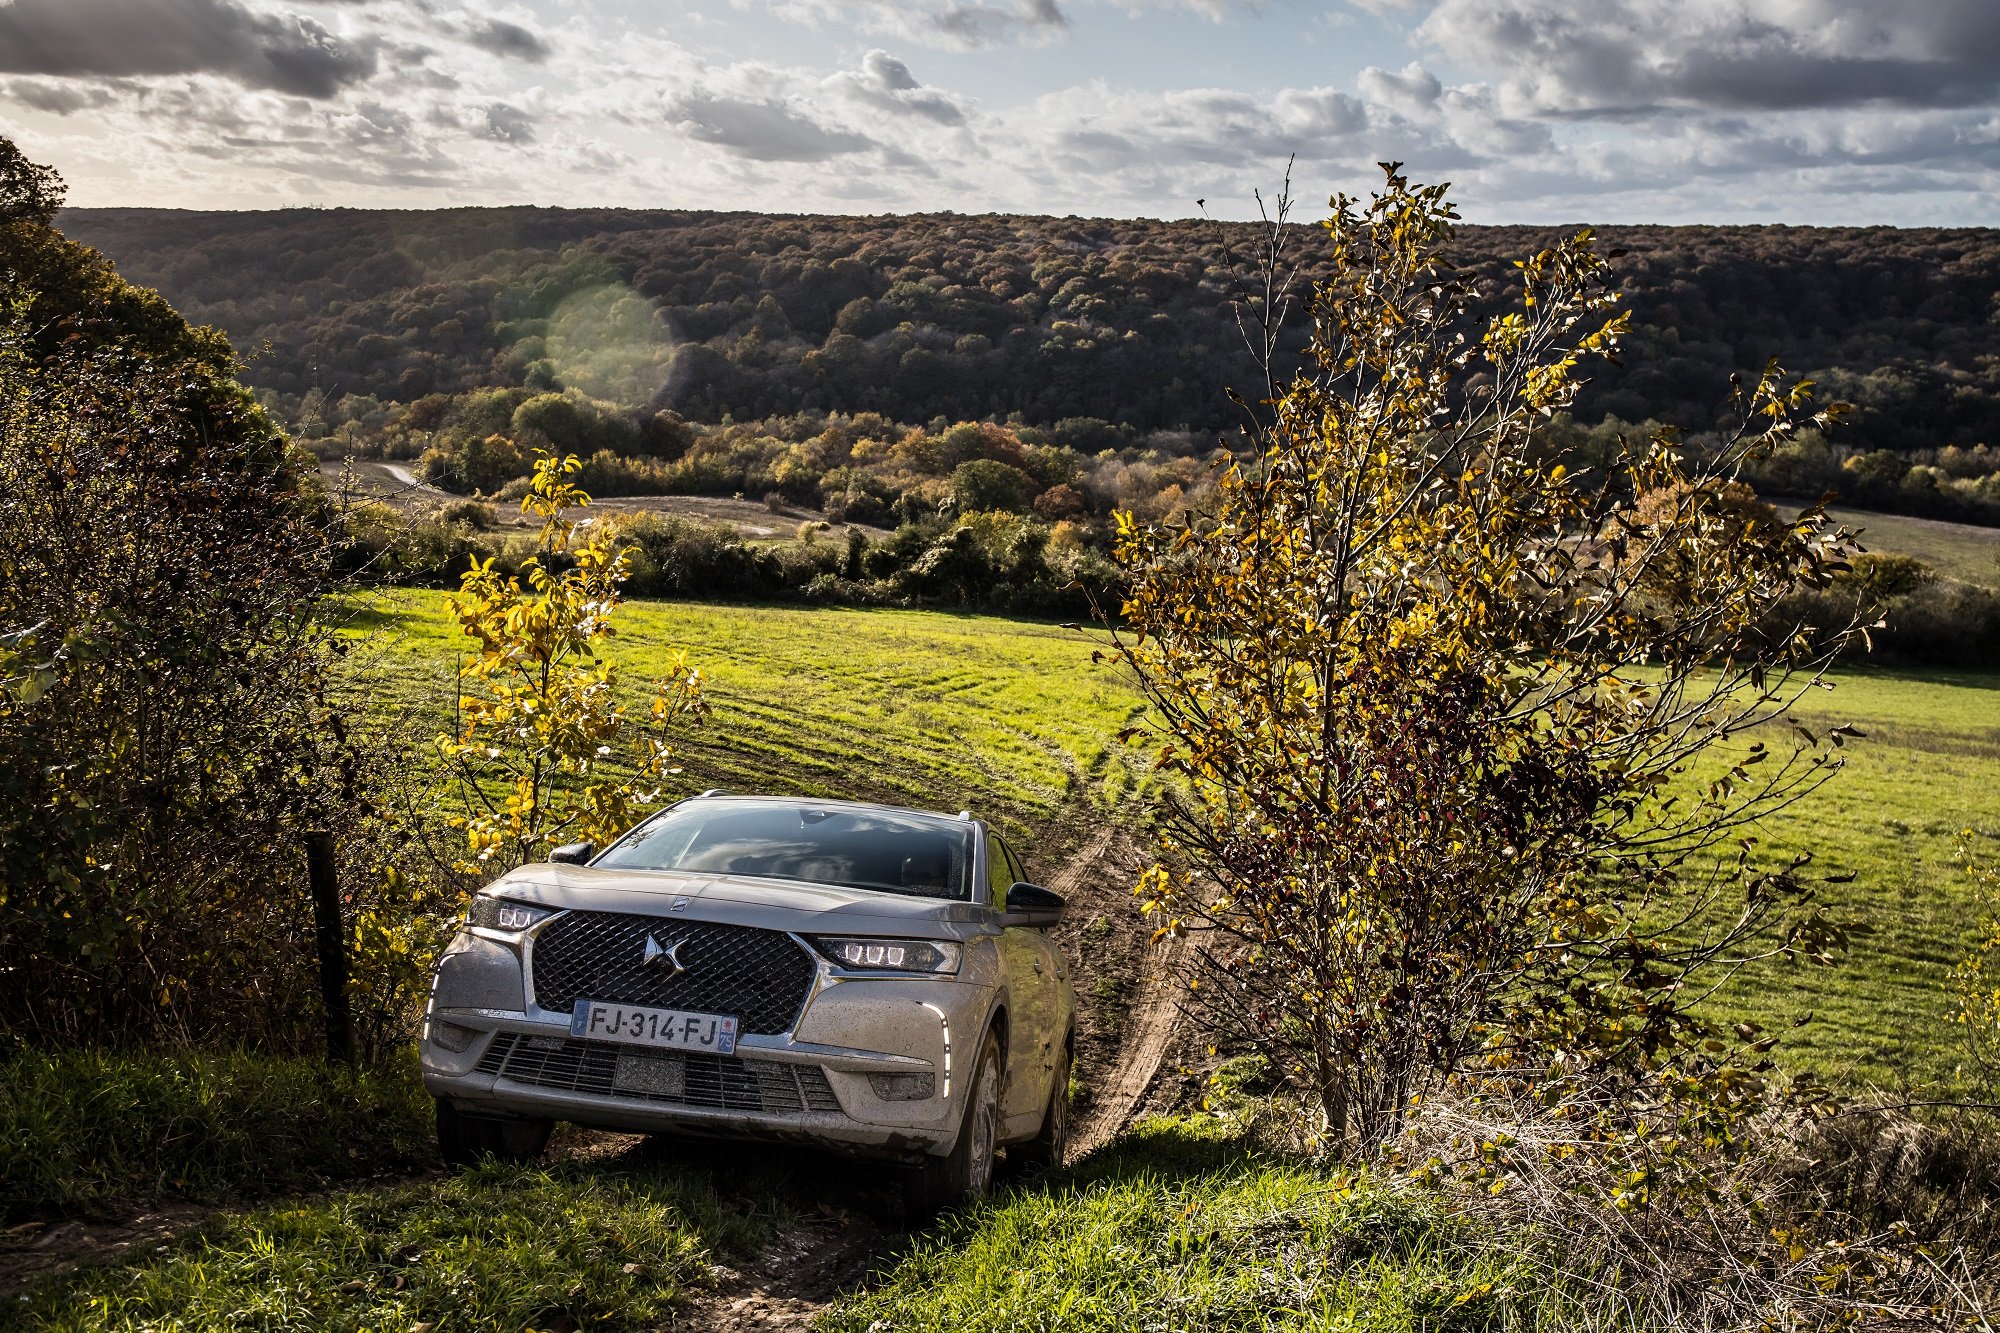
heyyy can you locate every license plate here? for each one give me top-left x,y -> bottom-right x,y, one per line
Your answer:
570,1000 -> 738,1055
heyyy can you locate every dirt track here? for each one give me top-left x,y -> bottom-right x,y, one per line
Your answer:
317,458 -> 890,544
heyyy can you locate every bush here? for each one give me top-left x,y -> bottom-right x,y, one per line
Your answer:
418,432 -> 528,494
0,312 -> 340,1047
434,498 -> 499,531
0,1051 -> 433,1218
1876,580 -> 2000,667
615,513 -> 781,600
949,458 -> 1035,514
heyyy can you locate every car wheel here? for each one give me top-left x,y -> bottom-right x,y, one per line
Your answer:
1010,1038 -> 1071,1173
904,1029 -> 1002,1219
435,1098 -> 552,1167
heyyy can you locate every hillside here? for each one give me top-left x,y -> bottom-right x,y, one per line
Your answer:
58,209 -> 2000,467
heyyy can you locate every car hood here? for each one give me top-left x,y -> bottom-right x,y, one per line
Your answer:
482,864 -> 992,939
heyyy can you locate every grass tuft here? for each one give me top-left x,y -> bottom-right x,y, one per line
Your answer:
825,1119 -> 1572,1333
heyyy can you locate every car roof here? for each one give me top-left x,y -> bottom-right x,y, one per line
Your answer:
677,792 -> 977,828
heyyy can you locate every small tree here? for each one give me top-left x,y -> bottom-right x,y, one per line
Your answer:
441,452 -> 702,872
1112,166 -> 1863,1149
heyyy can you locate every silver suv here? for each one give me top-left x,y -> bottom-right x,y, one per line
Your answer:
420,793 -> 1076,1211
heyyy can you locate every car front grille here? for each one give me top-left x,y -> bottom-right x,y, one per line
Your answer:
477,1034 -> 843,1115
528,912 -> 817,1035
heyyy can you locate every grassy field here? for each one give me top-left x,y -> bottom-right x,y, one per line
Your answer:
342,590 -> 2000,1089
338,591 -> 1151,844
1779,502 -> 2000,587
1704,666 -> 2000,1086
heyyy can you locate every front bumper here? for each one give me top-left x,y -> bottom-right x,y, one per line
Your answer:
421,928 -> 992,1161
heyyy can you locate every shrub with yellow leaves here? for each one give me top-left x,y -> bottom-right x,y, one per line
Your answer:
1110,165 -> 1866,1154
439,451 -> 702,873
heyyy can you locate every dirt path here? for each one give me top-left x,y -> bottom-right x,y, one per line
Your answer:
1071,927 -> 1183,1157
1,1206 -> 217,1295
1040,826 -> 1184,1157
670,1205 -> 892,1332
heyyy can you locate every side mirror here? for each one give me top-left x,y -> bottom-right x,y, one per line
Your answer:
1001,882 -> 1064,929
548,841 -> 596,866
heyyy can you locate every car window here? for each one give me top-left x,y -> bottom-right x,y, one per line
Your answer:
986,833 -> 1012,905
1001,840 -> 1029,888
595,801 -> 976,901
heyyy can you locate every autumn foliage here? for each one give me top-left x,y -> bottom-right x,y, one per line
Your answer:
440,453 -> 702,872
1113,168 -> 1866,1149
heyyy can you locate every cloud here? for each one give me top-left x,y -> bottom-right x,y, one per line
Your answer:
462,18 -> 550,64
2,78 -> 120,115
747,0 -> 1068,51
0,0 -> 381,98
483,101 -> 534,144
1356,62 -> 1441,121
824,50 -> 966,125
1418,0 -> 2000,116
667,92 -> 876,161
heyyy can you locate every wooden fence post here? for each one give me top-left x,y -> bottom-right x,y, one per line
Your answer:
306,831 -> 356,1065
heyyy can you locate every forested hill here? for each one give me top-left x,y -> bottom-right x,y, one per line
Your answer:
57,206 -> 2000,454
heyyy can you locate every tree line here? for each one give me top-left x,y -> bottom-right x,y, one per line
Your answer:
56,205 -> 2000,526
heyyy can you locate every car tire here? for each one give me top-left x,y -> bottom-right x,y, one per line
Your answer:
435,1098 -> 552,1167
1010,1037 -> 1071,1174
903,1029 -> 1002,1219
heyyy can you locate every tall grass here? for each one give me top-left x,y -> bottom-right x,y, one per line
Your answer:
0,1050 -> 434,1218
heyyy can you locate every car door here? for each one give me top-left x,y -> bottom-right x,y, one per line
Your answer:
990,833 -> 1060,1135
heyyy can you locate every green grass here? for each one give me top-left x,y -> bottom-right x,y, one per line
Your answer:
17,1154 -> 777,1331
823,1119 -> 1599,1333
337,590 -> 1151,839
342,591 -> 2000,1086
0,1051 -> 433,1219
1703,666 -> 2000,1087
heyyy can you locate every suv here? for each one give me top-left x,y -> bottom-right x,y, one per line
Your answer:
420,793 -> 1076,1212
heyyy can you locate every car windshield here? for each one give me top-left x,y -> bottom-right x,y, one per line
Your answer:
592,801 -> 976,901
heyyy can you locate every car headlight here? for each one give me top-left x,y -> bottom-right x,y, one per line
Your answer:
810,936 -> 962,975
468,895 -> 558,934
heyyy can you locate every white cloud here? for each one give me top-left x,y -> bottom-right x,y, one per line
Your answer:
1418,0 -> 2000,116
744,0 -> 1069,51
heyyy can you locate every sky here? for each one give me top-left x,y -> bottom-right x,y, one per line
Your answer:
1,0 -> 1997,224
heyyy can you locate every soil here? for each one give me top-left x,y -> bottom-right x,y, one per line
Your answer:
0,1206 -> 217,1295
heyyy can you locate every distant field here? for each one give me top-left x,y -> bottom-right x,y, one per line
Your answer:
336,592 -> 1149,846
341,592 -> 2000,1088
1779,501 -> 2000,587
1706,668 -> 2000,1087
